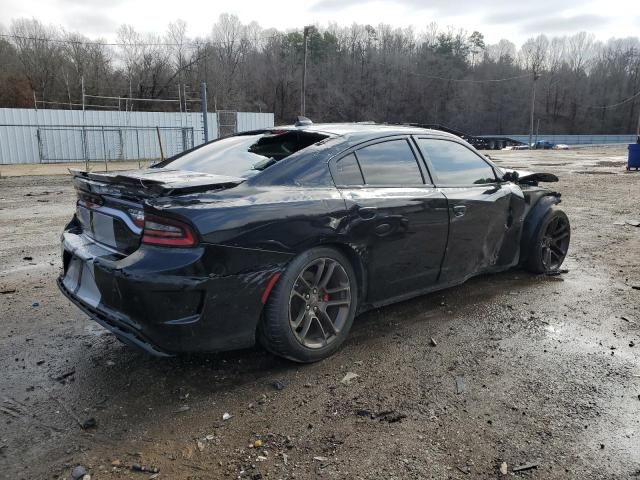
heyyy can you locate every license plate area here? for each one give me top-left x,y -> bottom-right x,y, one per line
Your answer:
62,257 -> 102,309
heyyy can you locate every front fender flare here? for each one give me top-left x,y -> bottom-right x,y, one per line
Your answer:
519,193 -> 562,265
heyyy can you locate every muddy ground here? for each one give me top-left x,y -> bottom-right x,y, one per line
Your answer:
0,147 -> 639,479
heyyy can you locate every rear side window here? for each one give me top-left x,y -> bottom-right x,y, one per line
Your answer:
355,139 -> 423,186
417,139 -> 496,185
334,153 -> 364,185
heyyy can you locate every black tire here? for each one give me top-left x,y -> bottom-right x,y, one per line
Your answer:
525,206 -> 570,273
259,247 -> 358,363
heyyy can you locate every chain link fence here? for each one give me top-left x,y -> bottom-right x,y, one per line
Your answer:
35,125 -> 194,163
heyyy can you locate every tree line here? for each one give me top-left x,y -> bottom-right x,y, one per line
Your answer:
1,15 -> 639,135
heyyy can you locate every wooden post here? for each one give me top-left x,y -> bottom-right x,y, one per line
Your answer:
156,127 -> 165,161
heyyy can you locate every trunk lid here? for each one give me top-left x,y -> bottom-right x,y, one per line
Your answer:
70,168 -> 244,253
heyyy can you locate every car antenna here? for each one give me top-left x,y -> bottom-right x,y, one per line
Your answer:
294,116 -> 313,126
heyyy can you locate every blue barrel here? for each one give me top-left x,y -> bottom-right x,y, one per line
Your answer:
629,143 -> 640,170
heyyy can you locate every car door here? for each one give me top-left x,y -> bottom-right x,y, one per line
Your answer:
331,137 -> 449,303
415,137 -> 519,284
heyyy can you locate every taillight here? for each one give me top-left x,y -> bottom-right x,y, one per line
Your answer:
142,213 -> 197,247
127,208 -> 145,228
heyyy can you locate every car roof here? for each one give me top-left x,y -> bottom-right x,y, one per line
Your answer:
272,122 -> 462,141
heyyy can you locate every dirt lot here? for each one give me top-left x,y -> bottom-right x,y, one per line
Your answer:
1,147 -> 639,479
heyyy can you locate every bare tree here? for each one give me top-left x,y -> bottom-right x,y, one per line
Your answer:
0,15 -> 638,135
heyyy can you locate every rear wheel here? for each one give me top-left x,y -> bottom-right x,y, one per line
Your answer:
259,247 -> 358,363
526,207 -> 570,273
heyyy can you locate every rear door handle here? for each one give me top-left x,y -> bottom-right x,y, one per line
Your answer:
452,205 -> 466,217
357,207 -> 377,220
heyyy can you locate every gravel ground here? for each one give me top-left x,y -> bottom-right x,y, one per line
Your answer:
0,147 -> 639,479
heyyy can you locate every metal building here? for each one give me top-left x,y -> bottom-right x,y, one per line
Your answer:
0,108 -> 275,164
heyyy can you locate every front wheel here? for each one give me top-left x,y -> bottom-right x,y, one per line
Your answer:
525,207 -> 571,273
259,247 -> 358,363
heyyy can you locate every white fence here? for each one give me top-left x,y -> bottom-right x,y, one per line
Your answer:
0,108 -> 274,164
484,134 -> 637,145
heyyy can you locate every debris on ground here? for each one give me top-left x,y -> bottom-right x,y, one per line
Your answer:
130,464 -> 159,473
625,220 -> 640,227
455,376 -> 466,394
175,405 -> 190,413
430,337 -> 437,346
621,315 -> 638,325
81,417 -> 97,430
340,372 -> 359,385
512,463 -> 538,472
222,412 -> 232,421
313,456 -> 329,462
377,410 -> 406,423
70,465 -> 87,479
53,368 -> 75,382
0,288 -> 16,294
500,462 -> 508,475
253,439 -> 263,448
271,379 -> 287,391
545,268 -> 569,276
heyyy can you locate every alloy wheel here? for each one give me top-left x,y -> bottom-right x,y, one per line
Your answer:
289,257 -> 352,349
541,215 -> 570,271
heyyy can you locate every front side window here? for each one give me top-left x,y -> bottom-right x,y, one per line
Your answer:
417,139 -> 496,186
355,139 -> 423,186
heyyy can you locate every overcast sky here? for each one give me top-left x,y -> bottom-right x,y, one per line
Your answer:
0,0 -> 638,45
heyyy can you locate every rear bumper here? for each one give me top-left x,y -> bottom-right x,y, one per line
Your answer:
58,229 -> 291,355
58,276 -> 172,356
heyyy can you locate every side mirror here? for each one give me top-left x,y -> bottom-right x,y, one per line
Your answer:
503,170 -> 519,183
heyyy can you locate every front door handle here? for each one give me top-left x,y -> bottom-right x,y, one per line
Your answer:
452,205 -> 466,217
357,207 -> 377,220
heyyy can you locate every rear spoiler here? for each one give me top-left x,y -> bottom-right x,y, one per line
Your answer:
69,168 -> 245,197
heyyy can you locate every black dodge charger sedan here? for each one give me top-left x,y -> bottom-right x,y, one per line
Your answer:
58,122 -> 570,362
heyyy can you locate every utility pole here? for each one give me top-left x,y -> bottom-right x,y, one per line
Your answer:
529,72 -> 540,149
201,82 -> 209,143
301,25 -> 314,116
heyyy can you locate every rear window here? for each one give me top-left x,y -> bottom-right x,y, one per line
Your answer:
155,130 -> 328,177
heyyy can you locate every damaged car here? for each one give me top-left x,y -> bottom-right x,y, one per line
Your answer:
58,122 -> 570,362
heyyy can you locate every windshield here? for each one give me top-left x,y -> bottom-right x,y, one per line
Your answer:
154,130 -> 328,177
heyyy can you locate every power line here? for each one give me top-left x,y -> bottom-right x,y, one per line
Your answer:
579,89 -> 640,110
85,94 -> 200,103
0,33 -> 280,48
406,70 -> 532,83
